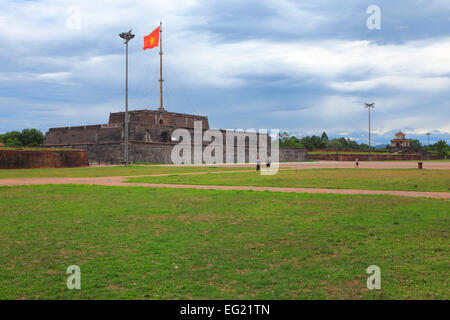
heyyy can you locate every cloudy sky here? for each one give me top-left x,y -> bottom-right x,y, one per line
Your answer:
1,0 -> 449,145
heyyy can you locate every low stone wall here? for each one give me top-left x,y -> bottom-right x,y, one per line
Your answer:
86,142 -> 273,165
0,149 -> 89,169
313,149 -> 389,153
279,147 -> 309,162
60,143 -> 307,165
309,153 -> 439,161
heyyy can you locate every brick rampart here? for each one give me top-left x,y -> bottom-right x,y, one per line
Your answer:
0,149 -> 89,169
309,153 -> 439,161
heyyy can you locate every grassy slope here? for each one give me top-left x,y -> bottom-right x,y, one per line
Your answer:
0,165 -> 250,179
0,185 -> 448,299
127,169 -> 450,192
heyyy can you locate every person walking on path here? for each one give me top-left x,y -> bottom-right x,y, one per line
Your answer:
355,158 -> 359,168
256,158 -> 261,171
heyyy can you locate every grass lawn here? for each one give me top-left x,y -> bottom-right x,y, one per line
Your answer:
126,169 -> 450,192
0,184 -> 448,299
0,165 -> 251,179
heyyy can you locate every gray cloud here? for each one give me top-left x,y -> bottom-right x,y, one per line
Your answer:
0,0 -> 449,145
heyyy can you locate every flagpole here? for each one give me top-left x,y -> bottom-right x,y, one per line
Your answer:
158,21 -> 164,111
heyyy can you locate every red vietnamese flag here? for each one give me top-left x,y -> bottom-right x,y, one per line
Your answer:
143,27 -> 160,50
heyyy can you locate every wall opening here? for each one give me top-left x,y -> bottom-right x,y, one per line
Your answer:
161,132 -> 169,142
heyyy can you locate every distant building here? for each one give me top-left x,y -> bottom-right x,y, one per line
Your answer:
390,132 -> 410,148
44,108 -> 215,164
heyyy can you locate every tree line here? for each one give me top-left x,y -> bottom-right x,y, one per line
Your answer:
0,129 -> 44,147
279,131 -> 448,157
279,131 -> 370,151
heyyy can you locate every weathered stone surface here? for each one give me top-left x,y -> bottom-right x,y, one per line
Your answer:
279,147 -> 309,162
109,109 -> 210,129
44,109 -> 308,164
0,149 -> 89,169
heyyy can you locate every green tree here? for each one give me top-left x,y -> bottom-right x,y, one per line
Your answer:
359,143 -> 369,151
279,132 -> 289,146
325,139 -> 342,149
5,137 -> 23,147
283,133 -> 383,152
0,129 -> 44,147
1,131 -> 22,147
435,140 -> 448,158
300,136 -> 316,150
20,129 -> 44,147
337,137 -> 349,149
409,139 -> 422,151
279,132 -> 304,148
346,139 -> 359,150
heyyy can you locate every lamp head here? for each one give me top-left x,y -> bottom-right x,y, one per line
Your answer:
119,29 -> 135,43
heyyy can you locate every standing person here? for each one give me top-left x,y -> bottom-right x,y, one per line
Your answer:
256,158 -> 261,171
266,157 -> 271,168
355,158 -> 359,168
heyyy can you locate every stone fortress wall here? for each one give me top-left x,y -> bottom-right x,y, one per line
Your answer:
44,109 -> 308,164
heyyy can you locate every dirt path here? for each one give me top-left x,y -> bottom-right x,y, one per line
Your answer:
0,171 -> 448,199
0,170 -> 254,186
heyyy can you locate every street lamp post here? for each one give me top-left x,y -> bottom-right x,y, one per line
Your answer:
426,133 -> 431,160
119,30 -> 135,167
364,103 -> 375,161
